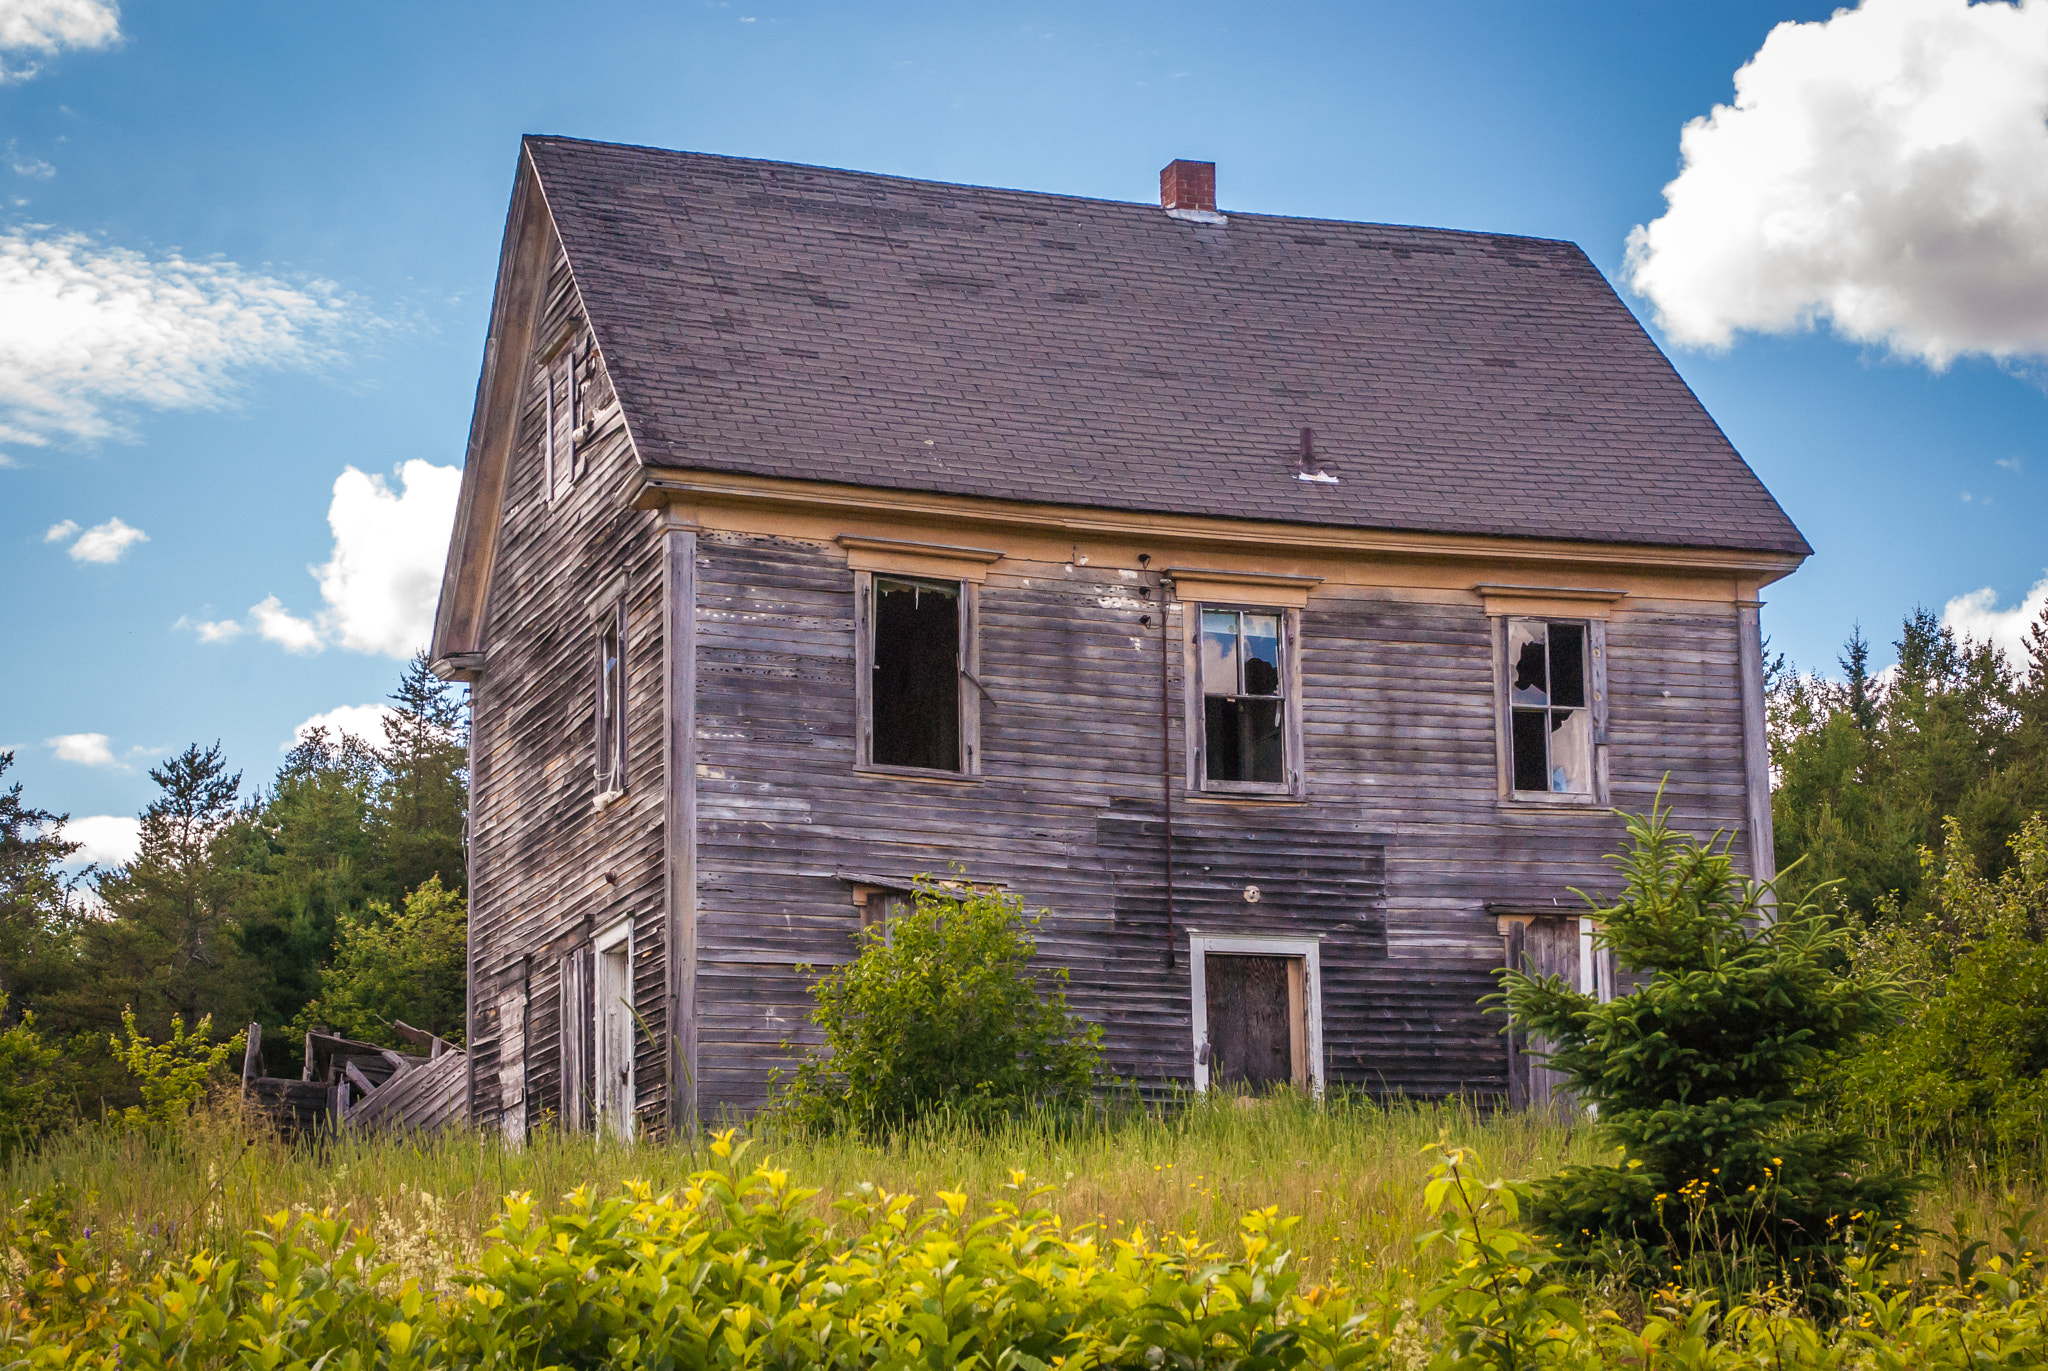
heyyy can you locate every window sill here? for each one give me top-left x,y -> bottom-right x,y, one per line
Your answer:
592,787 -> 628,812
1188,790 -> 1305,805
853,763 -> 980,785
1498,791 -> 1602,811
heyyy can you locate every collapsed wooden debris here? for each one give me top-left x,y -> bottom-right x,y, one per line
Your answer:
240,1020 -> 467,1137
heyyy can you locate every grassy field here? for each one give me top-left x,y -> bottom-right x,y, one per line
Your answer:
8,1093 -> 2046,1297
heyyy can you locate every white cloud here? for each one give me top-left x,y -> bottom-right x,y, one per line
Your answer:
60,813 -> 139,867
314,461 -> 462,656
1943,572 -> 2048,660
1626,0 -> 2048,367
173,613 -> 244,643
41,517 -> 75,542
233,461 -> 461,659
6,139 -> 53,178
249,594 -> 323,653
0,228 -> 351,454
0,0 -> 119,83
46,730 -> 116,767
64,513 -> 144,563
1997,455 -> 2024,472
290,702 -> 397,750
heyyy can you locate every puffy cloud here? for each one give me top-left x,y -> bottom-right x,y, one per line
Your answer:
1943,572 -> 2048,661
0,0 -> 119,83
46,731 -> 116,767
61,813 -> 139,867
173,614 -> 244,643
0,228 -> 351,454
249,594 -> 323,653
64,514 -> 144,563
290,702 -> 397,750
41,517 -> 75,542
313,461 -> 462,657
227,461 -> 461,659
1626,0 -> 2048,367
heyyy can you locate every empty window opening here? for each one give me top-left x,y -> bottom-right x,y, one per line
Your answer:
871,576 -> 961,771
1201,609 -> 1285,784
1508,620 -> 1592,794
596,604 -> 627,794
593,921 -> 634,1140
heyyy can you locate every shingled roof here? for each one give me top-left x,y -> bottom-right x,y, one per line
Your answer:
525,137 -> 1808,558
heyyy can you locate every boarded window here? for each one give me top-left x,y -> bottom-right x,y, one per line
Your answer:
870,576 -> 961,771
1203,954 -> 1308,1090
1507,620 -> 1592,795
596,604 -> 627,793
1200,608 -> 1286,785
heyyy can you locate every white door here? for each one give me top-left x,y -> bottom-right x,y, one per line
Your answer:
594,921 -> 635,1140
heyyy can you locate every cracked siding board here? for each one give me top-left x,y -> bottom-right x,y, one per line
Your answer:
686,534 -> 1756,1113
465,236 -> 672,1135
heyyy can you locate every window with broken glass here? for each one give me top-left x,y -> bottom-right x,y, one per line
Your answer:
1197,607 -> 1294,792
861,575 -> 969,774
1506,619 -> 1594,797
595,603 -> 627,796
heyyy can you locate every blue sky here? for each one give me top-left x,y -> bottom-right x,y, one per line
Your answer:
3,0 -> 2044,857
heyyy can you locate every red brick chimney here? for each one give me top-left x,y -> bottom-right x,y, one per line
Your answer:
1160,160 -> 1216,213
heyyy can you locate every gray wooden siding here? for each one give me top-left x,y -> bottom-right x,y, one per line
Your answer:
689,533 -> 1755,1113
466,238 -> 674,1136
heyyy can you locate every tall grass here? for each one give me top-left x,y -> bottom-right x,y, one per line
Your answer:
7,1092 -> 2045,1294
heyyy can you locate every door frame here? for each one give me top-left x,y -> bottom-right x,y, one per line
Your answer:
593,916 -> 635,1140
1188,933 -> 1324,1097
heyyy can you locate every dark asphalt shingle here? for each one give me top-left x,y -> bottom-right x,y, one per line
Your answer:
526,137 -> 1809,558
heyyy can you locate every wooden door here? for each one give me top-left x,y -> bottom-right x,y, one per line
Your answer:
1206,954 -> 1296,1089
595,938 -> 634,1139
1504,915 -> 1579,1111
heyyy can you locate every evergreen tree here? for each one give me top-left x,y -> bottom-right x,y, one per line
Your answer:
297,875 -> 467,1045
0,753 -> 87,1015
373,652 -> 468,899
1501,798 -> 1919,1289
76,744 -> 257,1037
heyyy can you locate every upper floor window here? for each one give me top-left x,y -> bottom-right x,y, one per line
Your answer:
1506,619 -> 1593,797
857,574 -> 977,774
1192,604 -> 1301,796
595,602 -> 627,798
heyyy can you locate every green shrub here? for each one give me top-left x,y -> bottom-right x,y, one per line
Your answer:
1834,814 -> 2048,1167
1498,797 -> 1920,1292
108,1006 -> 242,1132
0,992 -> 67,1160
295,875 -> 468,1047
9,1133 -> 2048,1370
774,876 -> 1101,1132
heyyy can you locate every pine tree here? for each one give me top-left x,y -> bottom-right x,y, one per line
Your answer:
82,744 -> 257,1036
0,753 -> 87,1014
1501,797 -> 1919,1290
374,652 -> 468,900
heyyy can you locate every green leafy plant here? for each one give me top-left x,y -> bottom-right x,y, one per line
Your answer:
0,991 -> 67,1160
774,875 -> 1102,1132
1497,795 -> 1920,1292
1416,1139 -> 1583,1369
108,1006 -> 242,1132
296,874 -> 468,1046
1834,814 -> 2048,1167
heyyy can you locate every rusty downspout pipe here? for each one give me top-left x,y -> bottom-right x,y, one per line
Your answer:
1159,571 -> 1177,970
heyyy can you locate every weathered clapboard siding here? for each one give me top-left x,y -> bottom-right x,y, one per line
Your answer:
465,233 -> 675,1136
684,533 -> 1762,1113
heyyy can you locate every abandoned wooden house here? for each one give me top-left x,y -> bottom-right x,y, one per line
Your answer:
430,139 -> 1809,1136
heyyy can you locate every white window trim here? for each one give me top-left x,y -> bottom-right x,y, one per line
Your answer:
1185,602 -> 1305,799
593,916 -> 635,1141
1490,614 -> 1609,808
1187,933 -> 1324,1097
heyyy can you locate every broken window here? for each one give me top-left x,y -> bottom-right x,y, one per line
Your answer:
1200,608 -> 1288,787
595,603 -> 627,795
868,576 -> 962,771
1507,619 -> 1592,795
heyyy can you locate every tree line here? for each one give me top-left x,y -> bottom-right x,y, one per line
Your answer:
0,653 -> 468,1113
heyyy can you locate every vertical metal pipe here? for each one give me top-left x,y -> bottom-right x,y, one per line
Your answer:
1161,577 -> 1177,969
